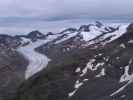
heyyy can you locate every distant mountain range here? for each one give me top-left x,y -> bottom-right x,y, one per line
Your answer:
0,21 -> 133,100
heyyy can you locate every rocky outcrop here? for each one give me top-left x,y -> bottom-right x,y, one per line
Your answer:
0,35 -> 20,48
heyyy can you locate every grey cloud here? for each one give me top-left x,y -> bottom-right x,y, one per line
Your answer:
0,0 -> 133,20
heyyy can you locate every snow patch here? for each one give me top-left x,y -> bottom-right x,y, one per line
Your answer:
68,80 -> 83,97
120,65 -> 130,82
80,59 -> 96,77
105,24 -> 128,42
120,58 -> 133,82
55,32 -> 77,44
128,40 -> 133,43
120,43 -> 126,48
96,68 -> 106,78
81,25 -> 107,41
83,79 -> 89,82
121,94 -> 126,98
75,67 -> 81,73
84,23 -> 129,47
98,53 -> 103,56
93,62 -> 104,71
68,90 -> 77,97
110,83 -> 128,96
116,57 -> 120,60
74,80 -> 83,89
111,58 -> 133,96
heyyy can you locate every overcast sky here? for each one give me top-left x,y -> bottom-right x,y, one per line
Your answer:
0,0 -> 132,34
1,0 -> 133,19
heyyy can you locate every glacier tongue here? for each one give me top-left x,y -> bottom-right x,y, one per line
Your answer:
17,38 -> 51,79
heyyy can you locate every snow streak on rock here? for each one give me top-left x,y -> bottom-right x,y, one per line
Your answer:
68,80 -> 84,97
111,58 -> 133,96
96,68 -> 106,78
80,59 -> 96,77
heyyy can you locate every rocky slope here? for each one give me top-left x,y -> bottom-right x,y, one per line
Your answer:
0,44 -> 28,100
0,21 -> 133,100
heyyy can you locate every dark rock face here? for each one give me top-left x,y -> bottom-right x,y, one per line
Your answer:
127,23 -> 133,32
27,30 -> 46,42
46,32 -> 54,36
15,30 -> 46,42
0,35 -> 21,48
95,21 -> 103,28
79,25 -> 92,32
0,45 -> 28,100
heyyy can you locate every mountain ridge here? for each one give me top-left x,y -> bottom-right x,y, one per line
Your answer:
0,21 -> 133,100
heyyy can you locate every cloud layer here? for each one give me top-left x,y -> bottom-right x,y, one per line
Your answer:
0,0 -> 133,20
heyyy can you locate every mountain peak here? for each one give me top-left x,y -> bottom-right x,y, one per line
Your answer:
27,30 -> 45,42
127,23 -> 133,32
95,21 -> 103,28
79,24 -> 92,32
28,30 -> 43,37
